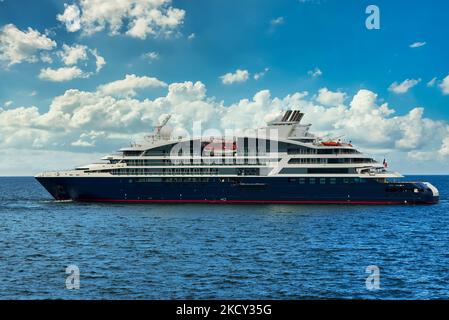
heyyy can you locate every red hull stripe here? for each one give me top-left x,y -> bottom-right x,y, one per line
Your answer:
75,199 -> 435,205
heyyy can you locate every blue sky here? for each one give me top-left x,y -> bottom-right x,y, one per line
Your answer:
0,0 -> 449,175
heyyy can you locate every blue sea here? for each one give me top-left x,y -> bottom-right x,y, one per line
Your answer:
0,176 -> 448,299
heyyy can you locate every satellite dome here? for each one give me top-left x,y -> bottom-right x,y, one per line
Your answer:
159,125 -> 173,138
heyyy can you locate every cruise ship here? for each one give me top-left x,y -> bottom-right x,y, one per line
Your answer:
36,110 -> 439,204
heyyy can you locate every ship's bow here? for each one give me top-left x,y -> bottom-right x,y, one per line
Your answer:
35,174 -> 71,200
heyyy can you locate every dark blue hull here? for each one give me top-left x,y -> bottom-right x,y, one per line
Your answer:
35,176 -> 439,204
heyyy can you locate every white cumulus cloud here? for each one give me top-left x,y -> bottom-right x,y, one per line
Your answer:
388,78 -> 421,94
0,24 -> 56,67
315,88 -> 346,106
38,66 -> 86,82
439,75 -> 449,95
220,69 -> 249,85
439,136 -> 449,156
308,67 -> 322,78
410,41 -> 426,48
142,51 -> 159,62
53,44 -> 105,77
57,0 -> 185,39
57,4 -> 81,32
97,74 -> 167,97
92,49 -> 106,72
58,43 -> 88,65
427,77 -> 437,87
40,52 -> 53,64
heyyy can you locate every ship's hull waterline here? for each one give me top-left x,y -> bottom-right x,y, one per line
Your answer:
36,176 -> 439,205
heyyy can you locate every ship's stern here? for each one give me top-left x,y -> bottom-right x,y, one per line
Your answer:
422,182 -> 439,204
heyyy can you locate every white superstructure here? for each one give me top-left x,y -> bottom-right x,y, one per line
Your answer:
37,110 -> 401,180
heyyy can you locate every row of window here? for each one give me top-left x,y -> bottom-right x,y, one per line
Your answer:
122,151 -> 143,156
130,177 -> 371,184
386,186 -> 422,193
288,158 -> 327,164
288,177 -> 368,184
111,168 -> 220,175
287,148 -> 359,155
279,168 -> 351,174
288,158 -> 375,164
111,168 -> 260,176
134,177 -> 251,183
96,166 -> 359,176
135,177 -> 211,183
116,157 -> 372,167
145,151 -> 275,157
122,159 -> 272,166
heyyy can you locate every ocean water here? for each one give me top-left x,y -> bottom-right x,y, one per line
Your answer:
0,176 -> 448,300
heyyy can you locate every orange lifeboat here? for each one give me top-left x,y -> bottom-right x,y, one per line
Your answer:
321,141 -> 341,146
203,141 -> 237,154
